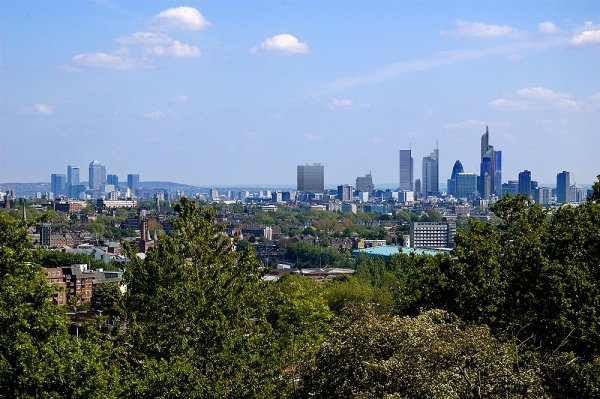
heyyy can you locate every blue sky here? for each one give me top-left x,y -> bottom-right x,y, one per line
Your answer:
1,1 -> 599,187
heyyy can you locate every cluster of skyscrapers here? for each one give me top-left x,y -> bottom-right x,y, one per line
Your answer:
297,126 -> 585,205
50,161 -> 140,199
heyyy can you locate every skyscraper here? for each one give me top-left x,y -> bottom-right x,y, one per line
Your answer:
399,149 -> 413,191
446,160 -> 464,197
297,163 -> 324,193
50,174 -> 67,196
455,173 -> 478,199
107,174 -> 119,188
67,165 -> 80,187
127,174 -> 140,191
518,170 -> 532,198
337,184 -> 353,202
556,171 -> 570,203
89,160 -> 106,191
478,126 -> 502,198
356,173 -> 374,195
422,145 -> 439,197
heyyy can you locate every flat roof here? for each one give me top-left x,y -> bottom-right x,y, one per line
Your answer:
352,245 -> 446,258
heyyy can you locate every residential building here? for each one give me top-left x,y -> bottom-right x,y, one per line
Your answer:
410,221 -> 456,249
337,184 -> 353,202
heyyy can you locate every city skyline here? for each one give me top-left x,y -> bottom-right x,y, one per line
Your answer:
1,1 -> 599,185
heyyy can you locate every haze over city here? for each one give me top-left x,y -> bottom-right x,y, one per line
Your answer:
1,1 -> 599,186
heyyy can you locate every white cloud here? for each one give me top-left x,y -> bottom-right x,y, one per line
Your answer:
34,104 -> 54,115
57,64 -> 81,73
444,119 -> 511,129
516,87 -> 579,109
489,87 -> 580,110
303,133 -> 323,142
72,50 -> 142,70
148,41 -> 201,58
153,6 -> 210,31
450,20 -> 521,38
143,110 -> 174,119
444,119 -> 486,129
252,34 -> 309,54
538,21 -> 558,34
327,98 -> 353,109
590,92 -> 600,100
117,31 -> 173,45
570,29 -> 600,47
170,95 -> 189,103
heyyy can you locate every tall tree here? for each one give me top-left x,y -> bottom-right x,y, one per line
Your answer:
122,198 -> 287,398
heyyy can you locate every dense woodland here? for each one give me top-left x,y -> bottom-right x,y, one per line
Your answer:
1,176 -> 599,398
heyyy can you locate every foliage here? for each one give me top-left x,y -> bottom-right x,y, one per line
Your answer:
91,282 -> 124,318
121,197 -> 288,398
297,308 -> 548,398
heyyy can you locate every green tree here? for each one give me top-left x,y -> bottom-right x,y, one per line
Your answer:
297,308 -> 547,398
91,282 -> 124,318
122,198 -> 287,398
0,212 -> 121,398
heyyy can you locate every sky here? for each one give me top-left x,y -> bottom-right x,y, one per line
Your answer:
1,0 -> 599,187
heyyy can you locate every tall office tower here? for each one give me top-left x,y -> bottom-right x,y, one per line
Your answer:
50,174 -> 67,196
67,165 -> 80,187
399,149 -> 413,191
446,160 -> 464,197
297,163 -> 324,193
88,160 -> 106,190
337,184 -> 353,202
356,173 -> 374,195
107,174 -> 119,189
478,126 -> 502,198
127,174 -> 140,191
422,146 -> 439,197
414,179 -> 421,200
536,187 -> 551,206
518,170 -> 532,198
455,173 -> 478,199
556,171 -> 570,203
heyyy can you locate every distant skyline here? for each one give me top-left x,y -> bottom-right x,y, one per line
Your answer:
1,1 -> 599,186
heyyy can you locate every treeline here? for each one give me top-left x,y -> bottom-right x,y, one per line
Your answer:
1,178 -> 599,398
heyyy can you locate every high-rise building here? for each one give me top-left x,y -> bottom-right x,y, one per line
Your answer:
399,150 -> 413,191
556,171 -> 570,203
297,163 -> 324,193
107,174 -> 119,189
422,146 -> 439,197
478,126 -> 502,198
536,187 -> 551,206
88,160 -> 106,191
446,160 -> 464,197
127,174 -> 140,192
337,184 -> 353,202
455,173 -> 478,199
50,174 -> 67,196
356,173 -> 374,196
518,170 -> 532,198
67,165 -> 80,187
502,180 -> 519,197
569,184 -> 584,203
414,179 -> 421,200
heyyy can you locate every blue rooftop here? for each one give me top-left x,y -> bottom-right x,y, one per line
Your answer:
351,245 -> 446,259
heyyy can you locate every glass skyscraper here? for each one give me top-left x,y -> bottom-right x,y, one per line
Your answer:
398,149 -> 413,191
89,160 -> 106,191
297,163 -> 324,193
556,171 -> 570,203
422,146 -> 439,197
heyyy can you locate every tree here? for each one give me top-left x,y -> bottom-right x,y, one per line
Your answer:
91,282 -> 124,318
0,212 -> 121,398
121,198 -> 287,398
297,308 -> 548,398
